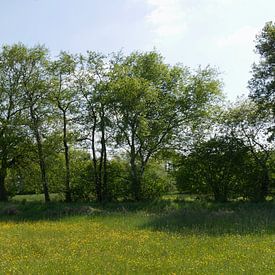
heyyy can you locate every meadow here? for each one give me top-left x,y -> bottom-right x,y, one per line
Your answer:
0,195 -> 274,274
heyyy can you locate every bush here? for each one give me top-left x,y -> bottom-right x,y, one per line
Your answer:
70,151 -> 95,201
141,160 -> 174,200
176,137 -> 249,202
106,158 -> 131,201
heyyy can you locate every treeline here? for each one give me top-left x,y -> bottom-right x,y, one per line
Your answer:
0,22 -> 274,203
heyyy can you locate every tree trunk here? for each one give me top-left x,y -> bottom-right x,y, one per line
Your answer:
98,145 -> 103,201
102,143 -> 107,201
212,185 -> 228,203
130,144 -> 141,201
36,131 -> 50,203
0,96 -> 14,201
213,191 -> 228,203
91,110 -> 101,202
100,106 -> 108,202
30,106 -> 50,202
258,168 -> 269,201
63,111 -> 71,202
0,152 -> 8,201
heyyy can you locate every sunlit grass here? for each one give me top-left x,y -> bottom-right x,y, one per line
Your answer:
12,193 -> 62,202
0,197 -> 274,274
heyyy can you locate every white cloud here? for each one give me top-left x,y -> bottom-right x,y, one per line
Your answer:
217,26 -> 259,47
145,0 -> 187,38
209,0 -> 235,5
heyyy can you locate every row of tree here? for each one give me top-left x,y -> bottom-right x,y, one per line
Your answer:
0,21 -> 274,202
0,44 -> 222,202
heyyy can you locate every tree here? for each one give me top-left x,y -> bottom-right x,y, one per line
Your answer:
248,21 -> 275,140
110,51 -> 222,200
0,44 -> 27,201
20,45 -> 52,202
224,99 -> 274,201
76,52 -> 112,202
49,52 -> 78,202
6,133 -> 64,197
176,136 -> 249,202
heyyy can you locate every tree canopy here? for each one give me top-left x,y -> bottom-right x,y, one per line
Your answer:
0,22 -> 274,202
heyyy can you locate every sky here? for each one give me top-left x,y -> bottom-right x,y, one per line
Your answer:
1,0 -> 274,101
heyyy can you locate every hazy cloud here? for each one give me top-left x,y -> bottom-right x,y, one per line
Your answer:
217,26 -> 259,47
145,0 -> 187,38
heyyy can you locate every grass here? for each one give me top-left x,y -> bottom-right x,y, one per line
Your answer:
0,195 -> 274,274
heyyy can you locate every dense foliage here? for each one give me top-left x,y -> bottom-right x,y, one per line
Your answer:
0,22 -> 274,202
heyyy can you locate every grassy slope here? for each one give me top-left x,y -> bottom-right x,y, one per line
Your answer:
0,195 -> 274,274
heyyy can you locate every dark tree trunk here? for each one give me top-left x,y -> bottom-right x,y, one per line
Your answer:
63,111 -> 72,202
98,146 -> 103,201
102,143 -> 107,201
91,110 -> 101,202
252,157 -> 270,202
258,168 -> 270,201
99,106 -> 108,202
130,144 -> 141,201
0,95 -> 15,201
0,171 -> 8,201
36,130 -> 50,203
212,184 -> 228,203
30,106 -> 50,202
213,192 -> 228,203
0,152 -> 8,201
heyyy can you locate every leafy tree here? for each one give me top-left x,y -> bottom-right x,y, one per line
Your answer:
75,52 -> 112,202
20,45 -> 52,202
49,52 -> 78,202
6,134 -> 63,196
110,51 -> 222,200
224,99 -> 274,201
0,44 -> 225,202
248,21 -> 275,139
176,136 -> 249,202
0,44 -> 28,201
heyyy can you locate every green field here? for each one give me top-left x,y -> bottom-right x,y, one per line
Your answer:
0,195 -> 274,274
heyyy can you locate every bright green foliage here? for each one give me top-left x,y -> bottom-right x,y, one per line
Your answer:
249,21 -> 275,139
48,52 -> 79,202
141,160 -> 174,199
0,44 -> 31,200
0,40 -> 272,202
75,52 -> 112,202
110,51 -> 222,200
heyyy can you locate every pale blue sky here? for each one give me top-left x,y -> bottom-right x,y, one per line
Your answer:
1,0 -> 274,100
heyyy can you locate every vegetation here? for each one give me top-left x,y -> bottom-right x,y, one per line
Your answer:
0,45 -> 224,202
249,21 -> 275,120
0,195 -> 274,274
0,21 -> 274,274
0,22 -> 273,203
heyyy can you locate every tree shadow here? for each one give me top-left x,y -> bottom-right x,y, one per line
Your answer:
0,199 -> 275,236
140,201 -> 275,235
0,196 -> 188,222
0,201 -> 107,222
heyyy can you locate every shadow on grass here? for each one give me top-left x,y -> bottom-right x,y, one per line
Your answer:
0,198 -> 180,222
0,198 -> 275,235
140,200 -> 275,235
0,201 -> 105,222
